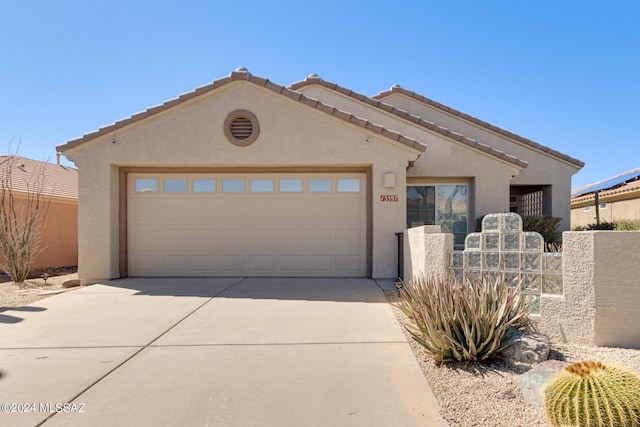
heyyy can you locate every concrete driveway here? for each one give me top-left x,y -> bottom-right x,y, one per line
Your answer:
0,278 -> 446,426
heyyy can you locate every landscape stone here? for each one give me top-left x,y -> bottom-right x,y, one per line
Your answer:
513,360 -> 569,405
62,279 -> 81,288
499,328 -> 550,365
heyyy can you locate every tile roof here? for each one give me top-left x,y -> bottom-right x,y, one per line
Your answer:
372,85 -> 584,168
290,76 -> 528,169
0,155 -> 78,200
57,68 -> 425,155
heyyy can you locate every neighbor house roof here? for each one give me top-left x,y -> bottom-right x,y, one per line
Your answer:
290,75 -> 528,169
571,167 -> 640,205
57,68 -> 426,155
373,85 -> 585,168
0,155 -> 78,200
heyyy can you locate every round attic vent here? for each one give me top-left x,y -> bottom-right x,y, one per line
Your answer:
224,110 -> 260,146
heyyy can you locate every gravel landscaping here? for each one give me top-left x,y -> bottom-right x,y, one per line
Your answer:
385,290 -> 640,427
0,268 -> 79,310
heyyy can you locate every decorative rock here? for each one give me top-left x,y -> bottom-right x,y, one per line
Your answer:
62,279 -> 81,288
499,328 -> 550,365
495,386 -> 516,400
513,360 -> 569,405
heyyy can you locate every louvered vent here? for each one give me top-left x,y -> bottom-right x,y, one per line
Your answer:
224,109 -> 260,146
230,117 -> 253,140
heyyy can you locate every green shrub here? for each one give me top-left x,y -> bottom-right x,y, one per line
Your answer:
573,221 -> 616,231
614,219 -> 640,230
573,219 -> 640,231
396,273 -> 532,363
543,361 -> 640,427
522,215 -> 562,244
476,214 -> 562,245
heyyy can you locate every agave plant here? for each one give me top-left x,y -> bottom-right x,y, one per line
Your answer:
397,273 -> 532,362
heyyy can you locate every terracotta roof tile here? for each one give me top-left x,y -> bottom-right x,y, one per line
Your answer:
0,155 -> 77,200
58,68 -> 425,154
372,85 -> 584,168
290,76 -> 527,169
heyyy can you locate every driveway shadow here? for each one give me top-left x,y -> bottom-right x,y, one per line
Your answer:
0,306 -> 47,323
97,277 -> 386,303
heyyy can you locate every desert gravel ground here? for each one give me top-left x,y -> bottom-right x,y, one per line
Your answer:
385,291 -> 640,427
0,270 -> 79,310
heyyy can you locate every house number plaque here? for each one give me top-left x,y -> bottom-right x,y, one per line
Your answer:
380,195 -> 398,202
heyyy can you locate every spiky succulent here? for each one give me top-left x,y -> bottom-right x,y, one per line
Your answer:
543,360 -> 640,427
396,273 -> 532,362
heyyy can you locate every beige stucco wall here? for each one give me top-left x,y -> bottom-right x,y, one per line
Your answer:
377,92 -> 581,232
63,82 -> 420,283
571,196 -> 640,228
403,227 -> 453,281
297,86 -> 522,231
538,231 -> 640,348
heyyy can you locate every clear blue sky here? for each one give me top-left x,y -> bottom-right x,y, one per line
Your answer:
1,1 -> 638,189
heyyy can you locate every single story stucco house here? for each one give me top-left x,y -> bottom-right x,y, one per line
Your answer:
57,68 -> 583,283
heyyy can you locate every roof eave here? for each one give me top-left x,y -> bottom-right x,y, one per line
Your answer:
59,69 -> 426,156
373,85 -> 585,170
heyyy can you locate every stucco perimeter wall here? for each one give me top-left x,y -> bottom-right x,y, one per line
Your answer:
403,227 -> 453,281
0,196 -> 78,269
537,231 -> 640,348
64,82 -> 418,283
380,93 -> 580,232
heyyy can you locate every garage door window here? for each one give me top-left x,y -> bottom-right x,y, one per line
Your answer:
250,179 -> 273,193
222,179 -> 245,193
193,179 -> 216,193
308,179 -> 331,192
135,179 -> 158,193
279,179 -> 302,192
164,179 -> 187,193
337,178 -> 360,192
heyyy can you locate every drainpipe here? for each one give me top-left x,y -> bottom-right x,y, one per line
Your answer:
395,232 -> 404,282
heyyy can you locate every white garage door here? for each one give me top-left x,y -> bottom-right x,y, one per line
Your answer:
128,172 -> 367,277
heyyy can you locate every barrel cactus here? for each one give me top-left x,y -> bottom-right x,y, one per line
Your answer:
543,360 -> 640,427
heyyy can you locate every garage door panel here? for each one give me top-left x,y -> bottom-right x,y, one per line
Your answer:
162,255 -> 190,272
307,229 -> 333,246
132,226 -> 190,249
335,202 -> 365,223
336,255 -> 362,273
218,255 -> 248,272
191,256 -> 218,270
336,229 -> 363,246
129,172 -> 366,277
249,229 -> 276,249
219,229 -> 248,248
307,256 -> 333,272
132,200 -> 186,222
277,202 -> 307,223
278,255 -> 305,272
190,227 -> 219,251
278,229 -> 305,246
249,255 -> 276,273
